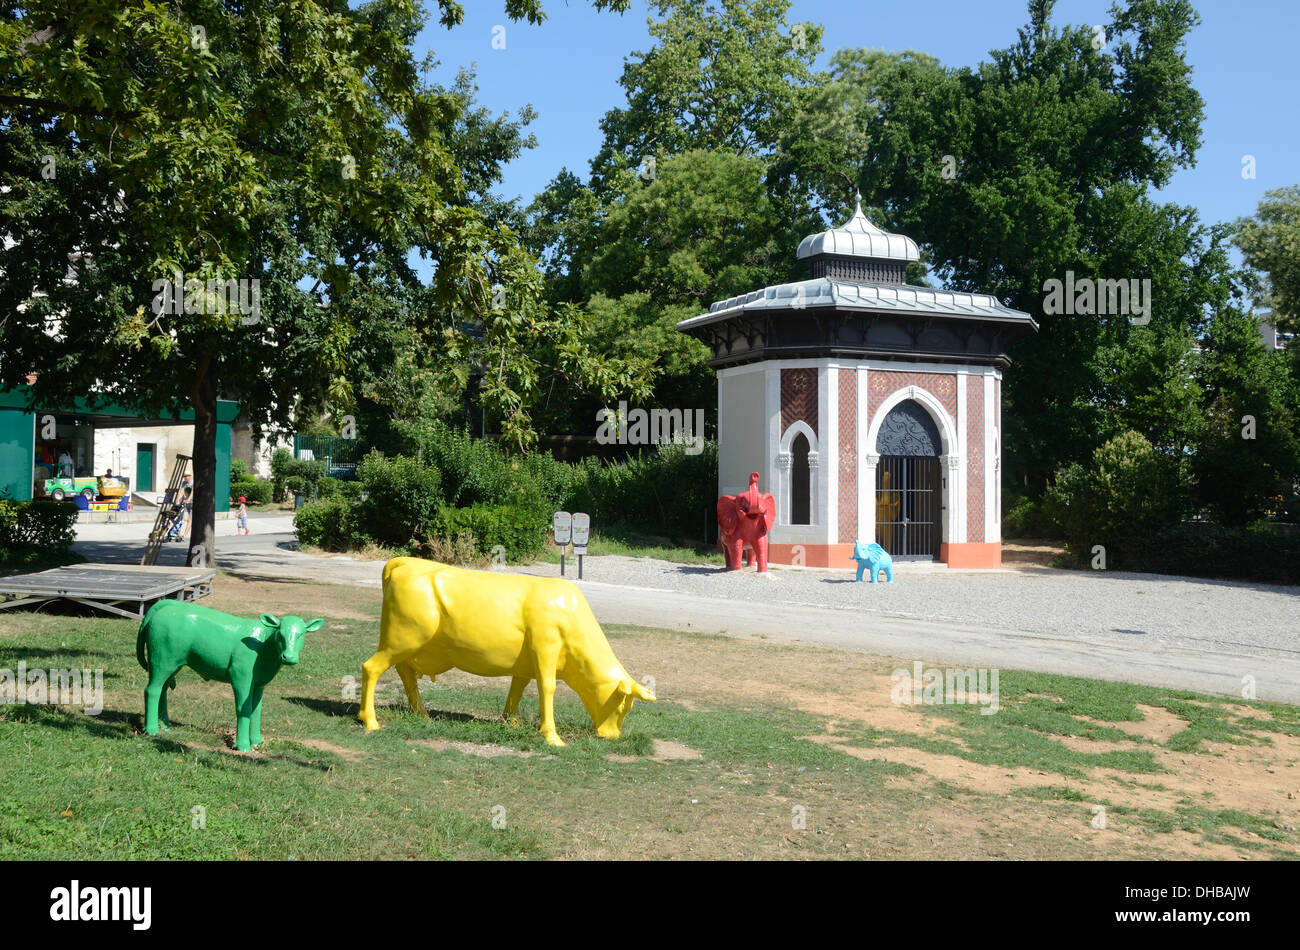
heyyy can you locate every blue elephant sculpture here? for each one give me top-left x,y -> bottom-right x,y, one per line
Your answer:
851,540 -> 894,583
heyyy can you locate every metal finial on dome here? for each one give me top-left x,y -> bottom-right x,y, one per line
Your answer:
796,194 -> 920,264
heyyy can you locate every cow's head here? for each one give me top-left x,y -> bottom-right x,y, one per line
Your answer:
581,671 -> 656,739
259,614 -> 323,665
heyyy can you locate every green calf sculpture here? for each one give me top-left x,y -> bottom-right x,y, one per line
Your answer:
137,600 -> 321,751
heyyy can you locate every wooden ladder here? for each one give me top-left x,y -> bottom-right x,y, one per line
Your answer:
140,454 -> 192,566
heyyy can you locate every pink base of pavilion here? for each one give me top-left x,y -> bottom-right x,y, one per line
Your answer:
767,541 -> 1002,570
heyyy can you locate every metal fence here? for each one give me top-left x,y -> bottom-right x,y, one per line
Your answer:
293,434 -> 361,479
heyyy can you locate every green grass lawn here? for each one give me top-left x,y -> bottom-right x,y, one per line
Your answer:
1,577 -> 1296,860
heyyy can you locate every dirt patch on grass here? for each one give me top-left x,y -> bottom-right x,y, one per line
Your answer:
1081,704 -> 1186,744
608,626 -> 1300,858
206,573 -> 377,621
408,738 -> 552,759
298,738 -> 366,762
608,739 -> 703,764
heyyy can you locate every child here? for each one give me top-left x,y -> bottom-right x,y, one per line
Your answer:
236,496 -> 249,536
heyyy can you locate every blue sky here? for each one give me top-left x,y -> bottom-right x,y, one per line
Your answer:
415,0 -> 1298,235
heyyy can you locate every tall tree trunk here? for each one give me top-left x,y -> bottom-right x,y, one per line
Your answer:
189,355 -> 218,569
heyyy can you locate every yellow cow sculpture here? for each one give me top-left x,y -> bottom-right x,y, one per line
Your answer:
359,557 -> 655,746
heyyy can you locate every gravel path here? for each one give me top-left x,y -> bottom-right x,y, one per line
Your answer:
66,523 -> 1300,701
514,557 -> 1300,664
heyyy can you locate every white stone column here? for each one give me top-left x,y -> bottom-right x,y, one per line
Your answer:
807,450 -> 821,528
861,452 -> 880,544
823,366 -> 837,540
940,453 -> 963,544
856,365 -> 871,542
954,372 -> 968,545
984,372 -> 996,544
776,450 -> 792,525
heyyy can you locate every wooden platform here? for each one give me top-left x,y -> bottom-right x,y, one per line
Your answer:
0,564 -> 215,620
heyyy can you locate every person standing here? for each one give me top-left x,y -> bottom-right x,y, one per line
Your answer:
235,496 -> 249,536
179,474 -> 194,539
57,449 -> 73,478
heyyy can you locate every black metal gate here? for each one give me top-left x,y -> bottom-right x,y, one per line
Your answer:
875,456 -> 940,558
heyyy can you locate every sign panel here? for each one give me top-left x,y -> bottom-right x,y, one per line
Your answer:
552,511 -> 573,545
572,512 -> 590,550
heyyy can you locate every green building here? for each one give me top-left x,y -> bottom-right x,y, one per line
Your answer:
0,386 -> 237,511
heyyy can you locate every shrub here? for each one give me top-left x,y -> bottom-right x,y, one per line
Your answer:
420,529 -> 481,566
432,503 -> 547,561
423,424 -> 566,513
230,478 -> 272,506
355,451 -> 444,547
1043,431 -> 1185,560
230,458 -> 249,482
271,448 -> 327,502
293,497 -> 359,552
0,500 -> 79,564
286,430 -> 719,557
270,447 -> 294,502
567,440 -> 718,544
1002,491 -> 1058,539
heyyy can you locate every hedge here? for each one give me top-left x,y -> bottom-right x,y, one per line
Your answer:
1096,523 -> 1300,585
354,452 -> 443,547
270,448 -> 327,502
288,429 -> 720,560
0,500 -> 79,564
293,497 -> 359,552
433,504 -> 548,562
231,477 -> 273,506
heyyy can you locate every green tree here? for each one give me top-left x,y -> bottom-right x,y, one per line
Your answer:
1,0 -> 645,566
1043,430 -> 1186,560
524,0 -> 826,431
804,0 -> 1211,486
1190,309 -> 1300,525
590,0 -> 823,189
1234,185 -> 1300,334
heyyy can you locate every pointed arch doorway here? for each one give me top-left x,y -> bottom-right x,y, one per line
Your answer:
875,399 -> 942,558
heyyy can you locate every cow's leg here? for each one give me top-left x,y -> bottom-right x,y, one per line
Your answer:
249,685 -> 265,748
143,667 -> 175,736
232,678 -> 253,752
533,646 -> 565,747
143,680 -> 160,736
358,650 -> 393,731
157,676 -> 172,729
503,675 -> 530,725
755,536 -> 769,573
395,661 -> 428,718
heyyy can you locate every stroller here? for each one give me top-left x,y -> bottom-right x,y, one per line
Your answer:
162,503 -> 188,542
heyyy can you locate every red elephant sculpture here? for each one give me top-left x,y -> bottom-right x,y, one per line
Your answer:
717,472 -> 777,572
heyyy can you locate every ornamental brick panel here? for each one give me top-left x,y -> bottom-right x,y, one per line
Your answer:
780,368 -> 818,436
837,369 -> 858,543
967,380 -> 985,544
866,370 -> 957,434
